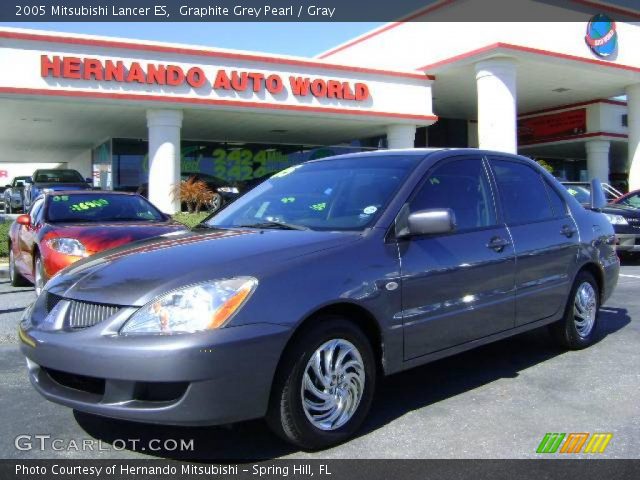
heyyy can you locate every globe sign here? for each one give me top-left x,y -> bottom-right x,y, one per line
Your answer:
585,14 -> 617,57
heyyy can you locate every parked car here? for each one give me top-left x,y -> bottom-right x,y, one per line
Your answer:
19,150 -> 618,450
611,188 -> 640,209
3,176 -> 31,213
23,169 -> 93,211
561,182 -> 640,255
8,191 -> 186,294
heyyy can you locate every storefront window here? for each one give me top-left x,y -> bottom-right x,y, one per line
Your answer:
102,138 -> 375,192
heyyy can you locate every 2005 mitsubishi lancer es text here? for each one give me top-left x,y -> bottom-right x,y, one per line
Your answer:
19,149 -> 619,450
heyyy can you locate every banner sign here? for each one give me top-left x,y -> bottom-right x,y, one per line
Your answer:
517,109 -> 587,144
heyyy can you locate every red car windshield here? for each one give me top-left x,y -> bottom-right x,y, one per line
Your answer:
46,194 -> 165,223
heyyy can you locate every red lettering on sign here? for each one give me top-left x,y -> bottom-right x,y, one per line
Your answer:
41,55 -> 61,78
0,170 -> 8,179
105,60 -> 125,82
63,57 -> 82,79
289,76 -> 311,96
342,82 -> 355,100
310,79 -> 327,97
213,70 -> 231,90
166,66 -> 184,86
147,64 -> 166,85
126,62 -> 146,83
265,75 -> 283,94
186,67 -> 206,88
230,71 -> 248,91
355,83 -> 370,101
83,58 -> 103,81
248,72 -> 265,92
326,80 -> 343,99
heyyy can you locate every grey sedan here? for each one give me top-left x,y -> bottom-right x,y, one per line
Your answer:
19,149 -> 619,450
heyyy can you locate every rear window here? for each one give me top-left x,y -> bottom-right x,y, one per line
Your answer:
47,194 -> 164,223
34,170 -> 85,183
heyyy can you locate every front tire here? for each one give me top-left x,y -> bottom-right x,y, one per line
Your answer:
550,271 -> 600,349
266,317 -> 376,450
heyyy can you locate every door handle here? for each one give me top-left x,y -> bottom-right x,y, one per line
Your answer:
560,225 -> 577,238
487,236 -> 511,252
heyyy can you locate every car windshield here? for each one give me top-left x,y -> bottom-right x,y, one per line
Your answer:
206,155 -> 421,231
47,194 -> 165,223
34,170 -> 85,183
562,184 -> 591,204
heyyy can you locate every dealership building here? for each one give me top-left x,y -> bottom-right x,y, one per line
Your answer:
1,0 -> 640,213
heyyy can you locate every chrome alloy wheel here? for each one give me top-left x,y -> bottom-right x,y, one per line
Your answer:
574,282 -> 597,338
301,339 -> 366,431
34,256 -> 44,296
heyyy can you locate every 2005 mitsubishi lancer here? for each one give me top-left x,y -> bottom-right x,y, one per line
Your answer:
19,149 -> 619,450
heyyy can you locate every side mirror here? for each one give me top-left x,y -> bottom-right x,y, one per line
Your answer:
590,178 -> 607,211
24,177 -> 33,184
16,214 -> 31,226
85,178 -> 93,184
4,184 -> 10,188
397,207 -> 456,237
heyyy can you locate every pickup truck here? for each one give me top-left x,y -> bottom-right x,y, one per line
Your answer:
23,169 -> 93,211
3,176 -> 31,213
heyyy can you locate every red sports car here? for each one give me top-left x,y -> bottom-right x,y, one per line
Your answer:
8,191 -> 187,294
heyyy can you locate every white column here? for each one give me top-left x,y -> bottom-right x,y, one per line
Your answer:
386,124 -> 417,149
585,140 -> 610,183
475,57 -> 517,153
146,109 -> 183,214
627,84 -> 640,191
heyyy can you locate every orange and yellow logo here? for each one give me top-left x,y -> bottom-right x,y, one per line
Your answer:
537,433 -> 613,454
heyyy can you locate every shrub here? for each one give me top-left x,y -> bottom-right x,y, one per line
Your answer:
172,211 -> 210,228
171,177 -> 214,213
0,220 -> 10,260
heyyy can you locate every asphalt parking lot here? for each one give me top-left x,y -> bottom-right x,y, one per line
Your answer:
1,261 -> 639,460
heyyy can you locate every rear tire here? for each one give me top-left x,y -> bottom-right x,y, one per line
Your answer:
266,317 -> 376,450
9,247 -> 29,287
550,271 -> 600,350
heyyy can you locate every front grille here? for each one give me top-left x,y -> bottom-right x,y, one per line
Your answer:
68,301 -> 121,329
44,293 -> 121,330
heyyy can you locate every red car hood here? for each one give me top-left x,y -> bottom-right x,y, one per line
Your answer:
43,222 -> 187,255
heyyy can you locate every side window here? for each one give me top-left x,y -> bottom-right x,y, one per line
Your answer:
410,157 -> 496,231
544,180 -> 568,218
29,199 -> 44,224
491,159 -> 553,224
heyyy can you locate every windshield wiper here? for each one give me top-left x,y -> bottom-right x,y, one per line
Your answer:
238,220 -> 310,231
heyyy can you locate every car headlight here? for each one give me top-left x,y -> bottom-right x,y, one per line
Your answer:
217,186 -> 240,194
46,238 -> 87,257
120,277 -> 258,335
604,213 -> 628,225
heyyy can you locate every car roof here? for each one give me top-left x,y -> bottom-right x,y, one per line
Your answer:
305,148 -> 536,164
43,190 -> 135,196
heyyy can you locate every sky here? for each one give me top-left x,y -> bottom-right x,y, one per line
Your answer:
0,22 -> 384,57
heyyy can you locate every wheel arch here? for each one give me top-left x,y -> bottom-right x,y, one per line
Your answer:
576,261 -> 604,303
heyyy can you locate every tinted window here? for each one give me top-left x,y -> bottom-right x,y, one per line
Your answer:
46,194 -> 164,223
620,192 -> 640,209
544,180 -> 567,217
410,157 -> 496,231
34,170 -> 85,183
492,159 -> 553,224
208,156 -> 420,231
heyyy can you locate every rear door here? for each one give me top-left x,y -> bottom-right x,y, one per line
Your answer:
400,155 -> 516,359
17,197 -> 44,278
488,157 -> 579,326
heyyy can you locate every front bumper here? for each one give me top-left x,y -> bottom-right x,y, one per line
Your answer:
19,304 -> 291,426
616,233 -> 640,252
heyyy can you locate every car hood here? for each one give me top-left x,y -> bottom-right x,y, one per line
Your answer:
45,228 -> 361,306
34,183 -> 92,190
43,222 -> 187,255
